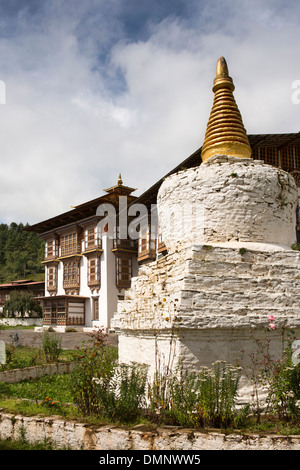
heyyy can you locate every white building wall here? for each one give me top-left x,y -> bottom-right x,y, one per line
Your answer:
43,230 -> 137,331
79,252 -> 93,327
93,235 -> 119,331
56,262 -> 64,296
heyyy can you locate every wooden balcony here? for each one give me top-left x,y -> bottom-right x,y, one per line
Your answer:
44,253 -> 59,262
112,238 -> 137,253
47,284 -> 57,293
138,248 -> 156,263
43,251 -> 59,265
82,238 -> 103,256
63,279 -> 80,290
60,246 -> 81,258
157,240 -> 167,254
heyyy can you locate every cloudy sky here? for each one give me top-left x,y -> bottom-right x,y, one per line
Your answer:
0,0 -> 299,225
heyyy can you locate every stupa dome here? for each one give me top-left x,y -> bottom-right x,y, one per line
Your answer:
158,58 -> 298,252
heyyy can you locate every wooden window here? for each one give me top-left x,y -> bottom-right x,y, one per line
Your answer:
45,239 -> 58,259
88,257 -> 100,286
116,256 -> 132,288
47,265 -> 57,291
61,233 -> 78,256
139,235 -> 147,254
93,297 -> 99,321
85,226 -> 97,250
138,226 -> 156,262
252,147 -> 278,167
157,229 -> 167,254
67,301 -> 85,325
294,146 -> 300,170
44,300 -> 57,324
281,147 -> 294,170
63,261 -> 80,288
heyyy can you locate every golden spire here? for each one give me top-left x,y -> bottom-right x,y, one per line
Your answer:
201,57 -> 252,163
118,173 -> 123,185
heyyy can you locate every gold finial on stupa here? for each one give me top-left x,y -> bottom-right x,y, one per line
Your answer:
118,173 -> 123,185
201,57 -> 252,163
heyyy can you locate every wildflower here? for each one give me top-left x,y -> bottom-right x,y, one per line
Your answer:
162,298 -> 166,302
268,315 -> 275,322
165,317 -> 169,321
269,323 -> 276,330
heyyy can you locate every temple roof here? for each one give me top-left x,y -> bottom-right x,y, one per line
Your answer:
132,132 -> 300,208
27,176 -> 137,234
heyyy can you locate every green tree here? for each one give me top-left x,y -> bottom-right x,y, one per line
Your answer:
0,222 -> 44,282
3,291 -> 42,318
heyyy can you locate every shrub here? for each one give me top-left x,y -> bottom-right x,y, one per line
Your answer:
94,362 -> 148,423
196,361 -> 242,427
266,345 -> 300,420
42,331 -> 62,363
168,368 -> 202,427
70,328 -> 117,416
148,361 -> 243,428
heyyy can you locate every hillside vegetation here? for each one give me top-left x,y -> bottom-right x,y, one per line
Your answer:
0,223 -> 44,283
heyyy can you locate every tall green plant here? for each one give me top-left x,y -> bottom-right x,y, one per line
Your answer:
148,360 -> 243,428
266,343 -> 300,420
168,368 -> 202,427
94,362 -> 148,423
70,328 -> 117,416
42,331 -> 62,363
196,361 -> 242,427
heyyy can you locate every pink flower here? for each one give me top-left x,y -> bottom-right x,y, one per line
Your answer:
269,323 -> 276,330
268,315 -> 275,322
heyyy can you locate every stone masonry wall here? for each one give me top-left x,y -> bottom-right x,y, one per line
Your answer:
1,411 -> 300,450
113,244 -> 300,382
113,245 -> 300,332
0,362 -> 75,383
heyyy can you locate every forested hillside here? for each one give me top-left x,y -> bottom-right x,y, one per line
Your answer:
0,223 -> 44,283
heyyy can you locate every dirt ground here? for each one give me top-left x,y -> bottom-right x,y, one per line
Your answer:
0,328 -> 119,350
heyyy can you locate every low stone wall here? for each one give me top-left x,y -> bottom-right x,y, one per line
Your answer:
0,362 -> 75,383
0,318 -> 43,327
0,411 -> 299,450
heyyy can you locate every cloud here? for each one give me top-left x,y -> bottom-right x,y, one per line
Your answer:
0,0 -> 299,225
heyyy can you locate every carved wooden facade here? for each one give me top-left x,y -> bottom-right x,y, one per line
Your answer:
29,177 -> 139,329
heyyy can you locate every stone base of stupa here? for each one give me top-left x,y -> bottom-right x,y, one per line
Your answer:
112,55 -> 300,403
112,243 -> 300,401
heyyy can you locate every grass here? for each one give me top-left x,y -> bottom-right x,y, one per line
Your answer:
0,374 -> 84,422
0,436 -> 57,450
0,324 -> 36,330
0,372 -> 74,402
1,373 -> 300,436
0,344 -> 76,371
0,340 -> 300,439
